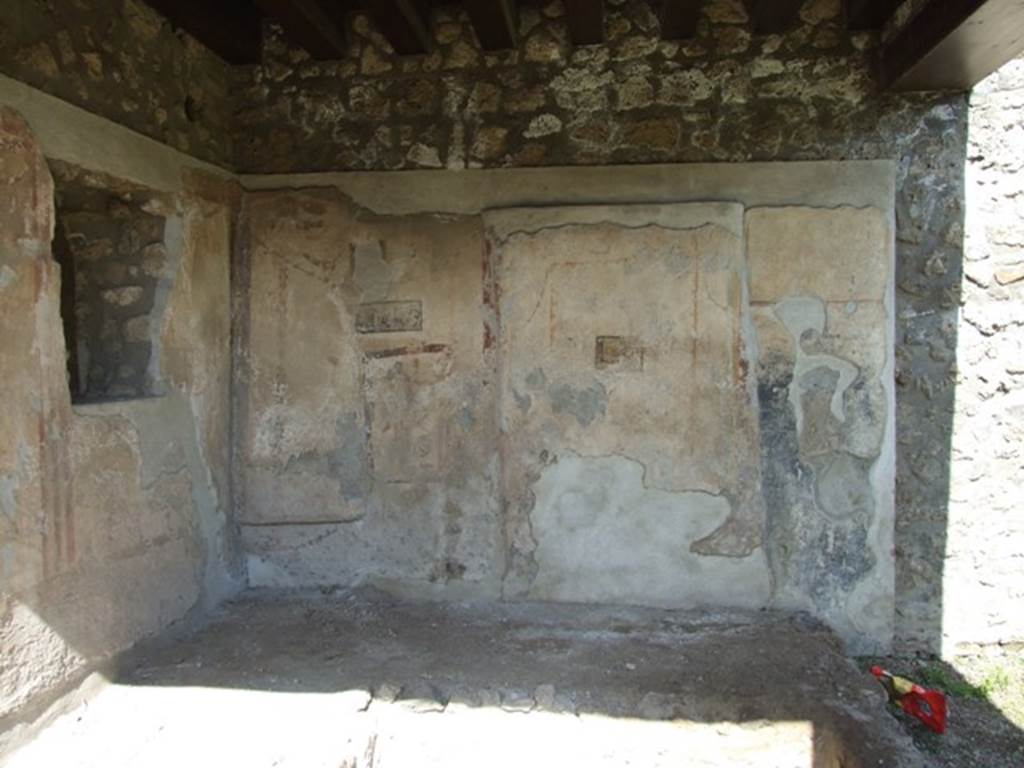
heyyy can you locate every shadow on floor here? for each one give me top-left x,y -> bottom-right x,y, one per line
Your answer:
100,587 -> 933,768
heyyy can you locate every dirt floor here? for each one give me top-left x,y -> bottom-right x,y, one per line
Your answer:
861,652 -> 1024,768
4,589 -> 931,767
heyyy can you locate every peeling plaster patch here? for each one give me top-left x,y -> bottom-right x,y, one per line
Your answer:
757,365 -> 880,653
0,264 -> 16,289
246,554 -> 297,587
774,295 -> 826,341
813,452 -> 875,522
333,413 -> 373,502
796,366 -> 842,457
455,406 -> 476,431
0,442 -> 28,531
0,469 -> 23,582
548,381 -> 607,427
512,389 -> 532,413
0,475 -> 17,523
268,413 -> 371,518
528,453 -> 770,608
774,296 -> 858,434
525,368 -> 547,390
806,524 -> 874,610
351,241 -> 391,301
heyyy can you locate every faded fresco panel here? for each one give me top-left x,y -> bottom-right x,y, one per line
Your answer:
488,204 -> 771,608
237,189 -> 503,595
748,206 -> 895,653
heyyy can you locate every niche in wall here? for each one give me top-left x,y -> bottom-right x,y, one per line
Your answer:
50,161 -> 171,403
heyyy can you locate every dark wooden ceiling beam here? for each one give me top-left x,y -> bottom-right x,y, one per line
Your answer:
464,0 -> 518,50
744,0 -> 804,34
846,0 -> 902,29
364,0 -> 433,55
254,0 -> 348,59
881,0 -> 1024,91
564,0 -> 605,45
659,0 -> 703,39
143,0 -> 263,64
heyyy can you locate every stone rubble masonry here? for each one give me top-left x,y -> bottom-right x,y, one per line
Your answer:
51,161 -> 171,402
235,0 -> 958,176
0,0 -> 234,167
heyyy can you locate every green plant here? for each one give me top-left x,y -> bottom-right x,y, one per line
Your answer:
979,666 -> 1011,696
918,663 -> 1011,700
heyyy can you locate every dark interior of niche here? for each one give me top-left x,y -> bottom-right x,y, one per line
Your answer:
51,173 -> 169,404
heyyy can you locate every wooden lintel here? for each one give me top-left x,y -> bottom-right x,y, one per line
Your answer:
744,0 -> 804,34
254,0 -> 348,59
659,0 -> 703,40
364,0 -> 433,55
464,0 -> 518,50
882,0 -> 1024,91
143,0 -> 263,64
564,0 -> 605,46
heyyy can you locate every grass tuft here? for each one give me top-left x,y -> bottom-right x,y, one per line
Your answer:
918,663 -> 1011,699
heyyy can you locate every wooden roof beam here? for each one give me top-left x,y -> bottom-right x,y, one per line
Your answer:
254,0 -> 348,59
364,0 -> 433,55
464,0 -> 518,50
564,0 -> 605,46
881,0 -> 1024,91
142,0 -> 263,64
